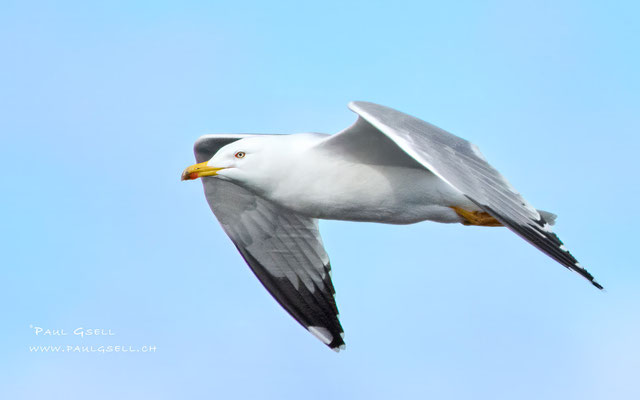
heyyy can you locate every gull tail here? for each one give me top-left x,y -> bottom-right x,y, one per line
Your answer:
538,210 -> 557,226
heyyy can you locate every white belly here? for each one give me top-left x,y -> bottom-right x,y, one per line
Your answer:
267,161 -> 478,225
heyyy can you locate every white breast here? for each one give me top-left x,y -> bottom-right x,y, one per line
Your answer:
265,152 -> 475,224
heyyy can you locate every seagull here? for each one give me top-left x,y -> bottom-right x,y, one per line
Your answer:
181,101 -> 602,351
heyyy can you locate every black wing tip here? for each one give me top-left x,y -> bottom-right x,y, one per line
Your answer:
331,343 -> 347,353
533,216 -> 604,290
568,264 -> 604,290
578,265 -> 604,290
233,243 -> 346,351
479,205 -> 604,291
331,333 -> 346,351
570,262 -> 604,290
307,325 -> 346,351
328,332 -> 347,352
591,280 -> 604,290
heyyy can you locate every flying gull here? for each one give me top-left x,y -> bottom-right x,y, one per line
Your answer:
181,101 -> 602,351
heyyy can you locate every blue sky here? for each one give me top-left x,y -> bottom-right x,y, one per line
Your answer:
1,1 -> 639,399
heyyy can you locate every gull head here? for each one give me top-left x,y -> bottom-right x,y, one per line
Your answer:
181,135 -> 318,193
181,137 -> 269,181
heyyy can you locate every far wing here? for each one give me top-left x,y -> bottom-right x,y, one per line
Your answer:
194,135 -> 345,350
320,102 -> 602,289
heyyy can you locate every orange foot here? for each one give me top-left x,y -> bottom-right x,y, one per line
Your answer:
450,206 -> 502,227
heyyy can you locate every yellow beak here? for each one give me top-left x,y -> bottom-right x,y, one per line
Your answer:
181,161 -> 225,181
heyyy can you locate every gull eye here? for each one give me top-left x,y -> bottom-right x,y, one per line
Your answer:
234,151 -> 246,159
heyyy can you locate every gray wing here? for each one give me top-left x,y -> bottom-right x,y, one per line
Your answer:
322,102 -> 602,289
194,135 -> 345,350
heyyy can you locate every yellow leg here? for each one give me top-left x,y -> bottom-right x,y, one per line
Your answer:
450,206 -> 502,227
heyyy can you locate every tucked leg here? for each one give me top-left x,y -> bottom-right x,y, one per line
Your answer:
450,206 -> 502,227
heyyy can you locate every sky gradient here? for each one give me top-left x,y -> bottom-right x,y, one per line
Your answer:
1,1 -> 639,399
